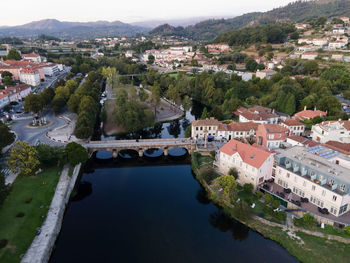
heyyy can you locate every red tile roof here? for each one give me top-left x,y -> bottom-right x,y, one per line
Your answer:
294,109 -> 326,120
218,122 -> 259,132
263,124 -> 289,133
283,119 -> 304,126
219,139 -> 272,169
324,141 -> 350,155
192,118 -> 220,126
287,136 -> 319,147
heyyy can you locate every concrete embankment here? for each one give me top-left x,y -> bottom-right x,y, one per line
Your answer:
21,163 -> 82,263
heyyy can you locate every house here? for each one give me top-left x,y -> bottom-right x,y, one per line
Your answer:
205,43 -> 230,53
3,84 -> 31,102
217,122 -> 259,140
340,17 -> 350,24
331,54 -> 344,61
0,92 -> 9,109
329,41 -> 347,50
256,69 -> 276,80
298,38 -> 313,44
19,68 -> 41,86
333,27 -> 346,35
256,124 -> 289,149
216,139 -> 273,189
125,50 -> 134,58
312,38 -> 328,46
274,145 -> 350,217
295,24 -> 310,30
235,106 -> 279,124
301,52 -> 318,60
304,30 -> 314,36
286,136 -> 319,148
42,63 -> 59,76
281,119 -> 305,136
311,121 -> 350,144
21,53 -> 41,63
293,107 -> 327,121
191,118 -> 220,139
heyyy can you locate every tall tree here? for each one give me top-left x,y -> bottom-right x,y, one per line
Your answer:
150,83 -> 161,117
5,49 -> 21,60
24,94 -> 44,114
102,67 -> 119,89
6,141 -> 40,176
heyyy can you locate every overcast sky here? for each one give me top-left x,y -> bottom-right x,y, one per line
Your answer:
1,0 -> 296,26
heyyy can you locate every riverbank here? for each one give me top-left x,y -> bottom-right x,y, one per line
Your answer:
21,163 -> 81,263
0,167 -> 61,263
191,152 -> 350,263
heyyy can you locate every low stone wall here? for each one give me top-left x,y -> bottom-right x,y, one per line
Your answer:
21,163 -> 82,263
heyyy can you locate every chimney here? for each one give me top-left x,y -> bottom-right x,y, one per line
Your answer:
314,106 -> 317,111
304,106 -> 307,111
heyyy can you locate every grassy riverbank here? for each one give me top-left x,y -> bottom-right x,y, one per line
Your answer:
0,167 -> 61,263
191,152 -> 350,263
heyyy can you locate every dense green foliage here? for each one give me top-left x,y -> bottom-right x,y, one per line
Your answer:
64,142 -> 88,166
0,121 -> 15,151
214,23 -> 296,46
5,49 -> 21,60
35,145 -> 64,167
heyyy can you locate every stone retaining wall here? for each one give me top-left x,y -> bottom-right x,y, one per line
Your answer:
21,163 -> 82,263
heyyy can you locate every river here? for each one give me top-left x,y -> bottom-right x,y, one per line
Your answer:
49,108 -> 298,263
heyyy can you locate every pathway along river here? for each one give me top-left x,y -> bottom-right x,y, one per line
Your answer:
49,109 -> 298,263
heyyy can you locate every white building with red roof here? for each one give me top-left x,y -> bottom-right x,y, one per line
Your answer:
191,118 -> 220,139
2,84 -> 31,102
311,121 -> 350,144
301,52 -> 318,60
21,53 -> 41,63
216,139 -> 273,189
217,122 -> 259,140
0,92 -> 9,109
293,106 -> 327,121
19,68 -> 40,86
235,106 -> 279,124
256,124 -> 289,149
281,119 -> 305,136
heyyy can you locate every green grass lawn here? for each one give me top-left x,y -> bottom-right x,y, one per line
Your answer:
0,167 -> 61,263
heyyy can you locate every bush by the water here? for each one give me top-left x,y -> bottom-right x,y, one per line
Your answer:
198,167 -> 219,184
293,213 -> 317,228
0,239 -> 8,249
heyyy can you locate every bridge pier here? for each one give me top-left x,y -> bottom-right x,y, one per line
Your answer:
163,148 -> 168,156
138,150 -> 144,157
112,150 -> 119,158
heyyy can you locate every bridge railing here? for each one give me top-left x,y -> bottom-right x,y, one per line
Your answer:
87,138 -> 192,145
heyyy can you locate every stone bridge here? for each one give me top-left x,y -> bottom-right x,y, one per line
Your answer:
84,138 -> 196,157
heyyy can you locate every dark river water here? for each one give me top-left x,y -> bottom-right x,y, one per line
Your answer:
49,109 -> 298,263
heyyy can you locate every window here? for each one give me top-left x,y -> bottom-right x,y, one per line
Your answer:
312,185 -> 316,191
332,195 -> 337,202
200,127 -> 203,131
322,190 -> 326,196
294,176 -> 297,183
209,127 -> 211,130
303,181 -> 306,187
336,160 -> 339,165
286,173 -> 290,178
196,127 -> 198,131
340,204 -> 348,215
259,177 -> 264,183
330,207 -> 338,215
340,184 -> 346,192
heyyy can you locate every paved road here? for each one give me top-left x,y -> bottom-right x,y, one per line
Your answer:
86,138 -> 193,148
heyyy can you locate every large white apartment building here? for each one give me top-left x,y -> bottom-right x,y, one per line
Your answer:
274,145 -> 350,217
19,69 -> 41,86
216,139 -> 273,189
311,121 -> 350,144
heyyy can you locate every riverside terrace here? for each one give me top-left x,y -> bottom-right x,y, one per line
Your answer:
269,145 -> 350,220
83,138 -> 196,157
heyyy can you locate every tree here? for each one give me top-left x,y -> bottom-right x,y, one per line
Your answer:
284,93 -> 296,115
102,67 -> 119,89
201,107 -> 210,119
264,193 -> 274,205
40,87 -> 55,106
64,142 -> 88,166
55,86 -> 70,101
2,76 -> 14,86
150,83 -> 161,117
147,54 -> 155,64
185,125 -> 191,138
6,141 -> 40,176
216,174 -> 237,200
65,79 -> 78,93
271,199 -> 281,210
1,71 -> 12,78
182,95 -> 192,111
0,121 -> 15,150
67,94 -> 81,113
36,145 -> 63,167
316,96 -> 340,116
5,48 -> 21,60
51,95 -> 66,114
24,94 -> 44,114
0,165 -> 9,205
245,58 -> 258,72
198,167 -> 219,184
228,168 -> 239,180
243,183 -> 254,194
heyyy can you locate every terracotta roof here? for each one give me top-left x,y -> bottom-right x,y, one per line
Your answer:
294,109 -> 326,120
263,124 -> 289,133
219,139 -> 272,169
287,136 -> 319,147
0,93 -> 9,99
218,122 -> 259,132
192,118 -> 220,126
3,84 -> 31,95
283,119 -> 304,126
324,141 -> 350,155
258,69 -> 276,73
21,53 -> 40,57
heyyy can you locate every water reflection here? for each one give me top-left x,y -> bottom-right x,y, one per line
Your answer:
209,210 -> 250,241
167,120 -> 181,138
196,187 -> 211,205
71,181 -> 93,202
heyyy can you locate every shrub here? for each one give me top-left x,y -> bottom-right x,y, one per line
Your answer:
271,199 -> 280,209
0,239 -> 8,249
275,211 -> 287,222
293,213 -> 317,228
228,167 -> 239,180
345,225 -> 350,235
25,197 -> 32,204
199,167 -> 219,184
256,191 -> 263,199
210,150 -> 215,159
16,212 -> 25,218
264,193 -> 274,205
243,183 -> 254,194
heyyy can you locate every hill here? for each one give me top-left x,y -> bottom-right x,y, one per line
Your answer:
0,19 -> 149,40
150,0 -> 350,41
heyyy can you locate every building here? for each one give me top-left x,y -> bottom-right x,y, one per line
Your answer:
216,139 -> 273,189
19,68 -> 41,86
3,84 -> 31,102
329,41 -> 347,49
301,52 -> 318,60
125,50 -> 134,58
311,121 -> 350,144
191,118 -> 220,139
256,124 -> 289,149
298,38 -> 313,44
295,24 -> 310,30
235,106 -> 279,124
324,141 -> 350,155
333,27 -> 346,35
205,43 -> 230,53
0,92 -> 9,109
217,122 -> 259,140
256,69 -> 276,80
286,136 -> 319,148
293,107 -> 327,121
331,54 -> 345,61
42,63 -> 59,76
340,17 -> 350,24
281,119 -> 305,136
21,53 -> 42,63
274,145 -> 350,217
312,38 -> 329,46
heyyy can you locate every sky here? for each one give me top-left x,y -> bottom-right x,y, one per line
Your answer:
1,0 -> 296,26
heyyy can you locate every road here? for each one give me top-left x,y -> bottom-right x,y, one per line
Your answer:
86,138 -> 193,148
